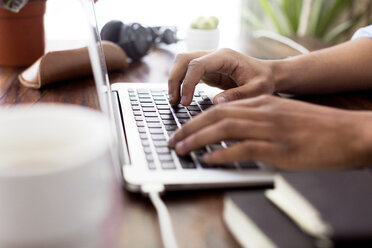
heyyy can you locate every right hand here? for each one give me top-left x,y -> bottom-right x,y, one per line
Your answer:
168,48 -> 276,106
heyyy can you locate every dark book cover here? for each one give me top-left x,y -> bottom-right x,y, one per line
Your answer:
225,190 -> 315,248
280,170 -> 372,245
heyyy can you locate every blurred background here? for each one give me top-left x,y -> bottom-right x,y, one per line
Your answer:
44,0 -> 372,58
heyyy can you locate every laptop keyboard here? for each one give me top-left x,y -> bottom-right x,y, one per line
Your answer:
128,88 -> 258,170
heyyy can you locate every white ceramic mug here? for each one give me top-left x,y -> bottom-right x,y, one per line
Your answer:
0,104 -> 118,248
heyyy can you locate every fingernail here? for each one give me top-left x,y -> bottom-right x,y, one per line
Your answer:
203,153 -> 212,162
168,135 -> 176,147
175,141 -> 186,154
181,96 -> 187,106
217,96 -> 227,104
168,93 -> 173,102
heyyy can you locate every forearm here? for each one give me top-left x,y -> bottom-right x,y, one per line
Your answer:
270,37 -> 372,95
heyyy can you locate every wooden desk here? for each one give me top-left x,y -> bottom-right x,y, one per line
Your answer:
2,41 -> 372,248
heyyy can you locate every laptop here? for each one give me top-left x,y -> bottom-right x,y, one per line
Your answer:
82,0 -> 274,193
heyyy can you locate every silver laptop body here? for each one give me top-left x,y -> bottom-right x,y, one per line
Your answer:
83,0 -> 274,193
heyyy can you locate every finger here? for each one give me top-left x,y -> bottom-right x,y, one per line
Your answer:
213,79 -> 273,104
168,106 -> 267,147
201,72 -> 236,90
168,51 -> 208,105
203,140 -> 279,165
174,119 -> 272,156
215,94 -> 279,109
180,48 -> 240,106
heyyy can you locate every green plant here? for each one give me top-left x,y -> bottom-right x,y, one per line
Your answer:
242,0 -> 369,44
190,16 -> 219,30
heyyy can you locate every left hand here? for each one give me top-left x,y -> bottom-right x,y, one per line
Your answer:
168,95 -> 372,169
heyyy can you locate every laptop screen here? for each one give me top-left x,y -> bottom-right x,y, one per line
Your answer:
80,0 -> 114,120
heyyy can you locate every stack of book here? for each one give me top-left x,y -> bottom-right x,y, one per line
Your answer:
223,170 -> 372,248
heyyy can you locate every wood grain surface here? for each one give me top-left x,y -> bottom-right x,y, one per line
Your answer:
1,39 -> 372,248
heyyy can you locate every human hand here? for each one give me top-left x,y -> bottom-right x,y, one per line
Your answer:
168,48 -> 276,106
168,95 -> 372,169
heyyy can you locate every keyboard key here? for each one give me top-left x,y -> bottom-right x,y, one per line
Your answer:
187,106 -> 201,111
194,147 -> 208,155
155,102 -> 168,105
198,99 -> 212,105
138,127 -> 147,133
143,147 -> 152,154
130,97 -> 137,101
144,112 -> 158,117
132,106 -> 140,111
148,162 -> 156,170
140,99 -> 153,103
149,128 -> 163,134
133,111 -> 142,116
167,130 -> 175,136
151,134 -> 166,141
151,93 -> 164,97
131,101 -> 139,106
178,119 -> 189,125
136,121 -> 145,127
141,103 -> 154,107
209,143 -> 223,151
161,162 -> 176,170
146,117 -> 160,123
239,161 -> 259,169
146,154 -> 154,162
138,96 -> 151,100
142,107 -> 156,112
172,104 -> 184,109
164,125 -> 177,131
162,120 -> 177,125
175,113 -> 190,119
173,108 -> 187,114
157,105 -> 170,110
200,105 -> 212,111
160,114 -> 174,120
201,95 -> 210,100
139,133 -> 148,139
158,154 -> 173,162
142,140 -> 150,146
147,123 -> 162,128
225,140 -> 238,147
158,110 -> 172,115
189,111 -> 201,116
128,88 -> 135,93
135,116 -> 143,121
153,141 -> 168,147
178,155 -> 196,169
153,96 -> 165,101
156,147 -> 171,154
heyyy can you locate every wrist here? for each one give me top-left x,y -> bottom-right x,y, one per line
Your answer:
267,59 -> 293,93
267,60 -> 288,92
352,112 -> 372,166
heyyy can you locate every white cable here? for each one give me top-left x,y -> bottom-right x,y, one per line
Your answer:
142,185 -> 178,248
253,30 -> 310,55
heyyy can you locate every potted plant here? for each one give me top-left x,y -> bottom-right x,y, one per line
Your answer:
241,0 -> 370,45
186,16 -> 220,52
0,0 -> 46,66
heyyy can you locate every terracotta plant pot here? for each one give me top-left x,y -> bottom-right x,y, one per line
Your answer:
0,1 -> 46,67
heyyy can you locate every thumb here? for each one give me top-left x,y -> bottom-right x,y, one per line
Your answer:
213,84 -> 261,104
